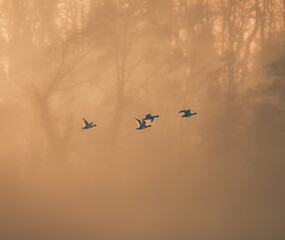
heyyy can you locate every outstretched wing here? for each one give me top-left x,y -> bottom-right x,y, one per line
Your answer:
82,117 -> 89,126
179,109 -> 191,114
135,118 -> 142,127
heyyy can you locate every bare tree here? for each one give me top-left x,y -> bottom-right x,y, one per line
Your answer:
83,0 -> 178,157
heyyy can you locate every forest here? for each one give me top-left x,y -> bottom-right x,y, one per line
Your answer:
0,0 -> 284,239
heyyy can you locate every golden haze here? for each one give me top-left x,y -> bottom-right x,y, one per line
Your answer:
0,0 -> 285,239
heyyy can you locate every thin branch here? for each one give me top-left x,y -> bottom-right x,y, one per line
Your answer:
126,57 -> 179,98
125,40 -> 157,82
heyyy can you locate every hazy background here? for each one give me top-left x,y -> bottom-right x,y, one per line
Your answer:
0,0 -> 284,239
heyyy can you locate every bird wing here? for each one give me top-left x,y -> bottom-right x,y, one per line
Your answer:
82,118 -> 89,126
178,110 -> 186,113
135,118 -> 142,126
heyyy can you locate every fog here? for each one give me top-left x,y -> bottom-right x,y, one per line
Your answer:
0,0 -> 284,239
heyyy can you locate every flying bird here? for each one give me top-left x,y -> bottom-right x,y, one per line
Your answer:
178,109 -> 197,118
135,118 -> 151,130
82,117 -> 97,129
143,113 -> 159,123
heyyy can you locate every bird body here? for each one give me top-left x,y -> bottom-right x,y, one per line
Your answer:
135,118 -> 151,130
143,113 -> 159,122
82,118 -> 97,129
178,109 -> 197,118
